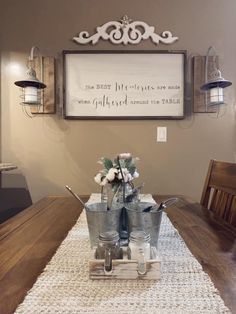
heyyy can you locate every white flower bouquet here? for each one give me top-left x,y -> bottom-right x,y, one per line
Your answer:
94,153 -> 139,189
94,153 -> 141,208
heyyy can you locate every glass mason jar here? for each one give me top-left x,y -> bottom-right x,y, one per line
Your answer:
96,230 -> 122,271
116,182 -> 133,204
101,184 -> 118,210
128,230 -> 151,274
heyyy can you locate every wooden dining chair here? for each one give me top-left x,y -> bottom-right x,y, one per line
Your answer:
200,159 -> 236,228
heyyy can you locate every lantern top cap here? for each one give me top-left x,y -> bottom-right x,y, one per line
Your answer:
14,67 -> 46,89
201,69 -> 232,91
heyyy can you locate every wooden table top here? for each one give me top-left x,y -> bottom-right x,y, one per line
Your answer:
0,195 -> 235,314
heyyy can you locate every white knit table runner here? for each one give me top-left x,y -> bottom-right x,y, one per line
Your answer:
15,194 -> 231,314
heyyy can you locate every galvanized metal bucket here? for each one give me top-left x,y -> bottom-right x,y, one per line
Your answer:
126,202 -> 163,250
85,202 -> 123,248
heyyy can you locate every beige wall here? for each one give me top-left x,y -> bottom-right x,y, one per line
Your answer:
0,0 -> 236,202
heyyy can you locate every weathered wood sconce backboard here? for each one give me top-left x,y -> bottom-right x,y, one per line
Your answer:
192,55 -> 219,113
30,56 -> 56,114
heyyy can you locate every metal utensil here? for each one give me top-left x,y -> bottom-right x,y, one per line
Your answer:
119,207 -> 129,244
158,197 -> 179,210
143,197 -> 178,212
125,183 -> 145,202
142,204 -> 158,212
65,185 -> 90,211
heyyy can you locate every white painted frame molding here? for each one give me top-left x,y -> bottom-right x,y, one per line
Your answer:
73,15 -> 178,45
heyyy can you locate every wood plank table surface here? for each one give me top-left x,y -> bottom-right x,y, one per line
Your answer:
0,195 -> 235,314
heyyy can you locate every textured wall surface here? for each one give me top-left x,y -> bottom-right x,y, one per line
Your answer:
0,0 -> 235,202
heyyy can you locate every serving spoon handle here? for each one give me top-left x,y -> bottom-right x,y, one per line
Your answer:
65,185 -> 90,211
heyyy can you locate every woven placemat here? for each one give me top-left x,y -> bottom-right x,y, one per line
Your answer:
14,194 -> 231,314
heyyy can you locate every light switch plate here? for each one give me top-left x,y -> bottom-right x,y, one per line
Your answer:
157,127 -> 167,142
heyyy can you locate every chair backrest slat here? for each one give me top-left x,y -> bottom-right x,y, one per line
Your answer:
200,160 -> 236,228
224,194 -> 234,220
209,161 -> 236,192
229,198 -> 236,226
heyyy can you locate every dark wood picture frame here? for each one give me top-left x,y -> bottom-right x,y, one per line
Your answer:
63,50 -> 186,120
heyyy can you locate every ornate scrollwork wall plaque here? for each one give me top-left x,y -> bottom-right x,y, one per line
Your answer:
73,15 -> 178,45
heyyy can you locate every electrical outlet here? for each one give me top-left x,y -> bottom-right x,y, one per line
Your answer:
157,127 -> 167,142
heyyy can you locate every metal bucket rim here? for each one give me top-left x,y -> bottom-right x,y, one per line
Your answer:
125,202 -> 162,213
85,202 -> 123,212
126,209 -> 163,215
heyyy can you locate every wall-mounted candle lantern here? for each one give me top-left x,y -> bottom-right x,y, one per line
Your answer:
200,46 -> 232,110
14,47 -> 46,107
14,46 -> 56,117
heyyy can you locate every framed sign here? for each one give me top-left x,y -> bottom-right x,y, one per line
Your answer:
63,50 -> 186,119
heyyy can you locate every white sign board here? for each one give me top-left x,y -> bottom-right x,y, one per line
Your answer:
63,51 -> 186,119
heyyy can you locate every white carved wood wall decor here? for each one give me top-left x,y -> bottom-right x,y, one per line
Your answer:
73,15 -> 179,45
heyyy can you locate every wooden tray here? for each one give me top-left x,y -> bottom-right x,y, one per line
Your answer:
89,247 -> 161,280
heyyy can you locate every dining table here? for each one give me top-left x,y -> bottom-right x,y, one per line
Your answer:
0,194 -> 236,314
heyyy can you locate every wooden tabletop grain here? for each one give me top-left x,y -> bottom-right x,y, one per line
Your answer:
0,195 -> 235,314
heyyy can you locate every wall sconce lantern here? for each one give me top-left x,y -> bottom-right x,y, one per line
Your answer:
200,46 -> 232,110
14,46 -> 55,117
14,46 -> 46,107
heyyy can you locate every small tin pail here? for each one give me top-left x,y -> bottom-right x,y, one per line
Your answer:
126,202 -> 163,250
85,202 -> 123,248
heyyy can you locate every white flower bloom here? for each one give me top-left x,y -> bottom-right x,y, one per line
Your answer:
94,173 -> 109,186
117,168 -> 126,180
133,171 -> 139,179
126,173 -> 133,182
106,168 -> 118,181
119,153 -> 131,159
117,171 -> 123,180
100,177 -> 108,186
94,173 -> 102,184
123,174 -> 128,182
95,153 -> 139,187
120,168 -> 132,182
